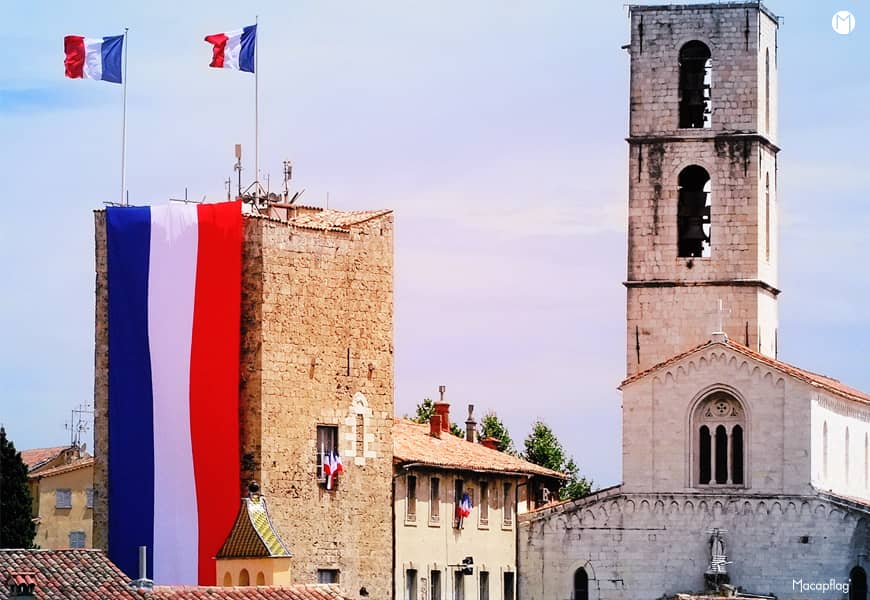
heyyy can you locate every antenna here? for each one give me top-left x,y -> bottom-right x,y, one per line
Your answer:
234,144 -> 243,198
282,161 -> 293,202
64,403 -> 94,449
225,177 -> 231,201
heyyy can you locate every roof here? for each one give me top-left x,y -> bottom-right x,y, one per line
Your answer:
246,206 -> 392,233
392,419 -> 565,479
19,447 -> 70,472
0,549 -> 138,600
29,457 -> 94,480
143,585 -> 348,599
620,337 -> 870,406
216,495 -> 291,559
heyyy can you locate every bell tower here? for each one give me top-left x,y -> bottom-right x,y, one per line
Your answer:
625,1 -> 781,376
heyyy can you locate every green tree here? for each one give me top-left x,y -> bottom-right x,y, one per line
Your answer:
477,412 -> 515,454
410,399 -> 464,438
0,427 -> 36,548
523,420 -> 593,501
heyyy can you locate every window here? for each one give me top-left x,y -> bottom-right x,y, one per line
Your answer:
68,531 -> 86,548
356,413 -> 365,457
502,483 -> 513,526
454,479 -> 467,528
677,165 -> 711,258
453,571 -> 465,600
256,572 -> 265,586
846,427 -> 851,486
765,173 -> 771,262
574,568 -> 589,600
55,489 -> 72,509
86,487 -> 94,509
765,48 -> 771,133
223,572 -> 232,586
478,481 -> 489,526
479,571 -> 489,600
239,569 -> 250,586
823,421 -> 829,481
406,569 -> 417,600
316,425 -> 339,483
864,433 -> 868,490
430,477 -> 440,523
406,475 -> 417,523
431,570 -> 442,600
851,566 -> 868,600
317,569 -> 339,584
503,572 -> 515,600
679,41 -> 712,129
694,393 -> 745,486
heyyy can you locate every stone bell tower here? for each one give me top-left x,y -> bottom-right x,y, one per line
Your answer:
625,1 -> 781,376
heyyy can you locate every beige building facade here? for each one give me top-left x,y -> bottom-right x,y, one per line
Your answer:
29,457 -> 94,549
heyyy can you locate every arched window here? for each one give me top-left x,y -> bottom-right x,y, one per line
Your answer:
694,392 -> 745,486
765,49 -> 771,133
256,572 -> 265,586
765,173 -> 771,262
678,165 -> 712,258
864,433 -> 868,490
846,427 -> 851,486
679,41 -> 712,129
222,572 -> 232,587
239,569 -> 250,586
573,568 -> 589,600
823,421 -> 829,481
850,566 -> 867,600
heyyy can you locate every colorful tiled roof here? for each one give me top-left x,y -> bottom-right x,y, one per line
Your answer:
29,457 -> 94,480
216,495 -> 291,559
620,337 -> 870,406
0,549 -> 138,600
392,419 -> 565,479
143,584 -> 349,599
19,446 -> 70,472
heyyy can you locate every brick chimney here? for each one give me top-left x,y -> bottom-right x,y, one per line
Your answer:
465,404 -> 476,442
6,573 -> 36,600
434,385 -> 450,433
481,437 -> 500,451
429,414 -> 442,438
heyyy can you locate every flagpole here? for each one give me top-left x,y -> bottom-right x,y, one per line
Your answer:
121,27 -> 129,206
254,15 -> 259,201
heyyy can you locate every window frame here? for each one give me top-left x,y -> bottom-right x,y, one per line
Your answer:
55,488 -> 72,509
405,568 -> 418,600
406,474 -> 417,525
478,480 -> 489,528
316,569 -> 340,584
502,482 -> 513,528
316,425 -> 339,485
430,569 -> 442,600
69,530 -> 86,548
429,476 -> 441,525
85,487 -> 94,509
692,391 -> 748,488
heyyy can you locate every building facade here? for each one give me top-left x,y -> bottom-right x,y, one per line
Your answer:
519,4 -> 870,600
93,204 -> 394,599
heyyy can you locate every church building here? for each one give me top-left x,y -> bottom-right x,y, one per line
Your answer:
519,3 -> 870,599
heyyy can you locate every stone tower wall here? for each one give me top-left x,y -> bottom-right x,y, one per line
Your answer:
625,3 -> 780,376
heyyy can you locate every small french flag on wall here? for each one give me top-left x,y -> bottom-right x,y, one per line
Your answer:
64,34 -> 124,83
204,25 -> 257,73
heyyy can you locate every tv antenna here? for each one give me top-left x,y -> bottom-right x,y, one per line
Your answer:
64,403 -> 93,449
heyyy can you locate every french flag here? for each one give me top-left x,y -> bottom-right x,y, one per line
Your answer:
64,34 -> 124,83
106,202 -> 243,585
204,25 -> 256,73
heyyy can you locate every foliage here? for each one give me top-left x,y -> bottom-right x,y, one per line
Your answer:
410,398 -> 465,438
0,427 -> 37,548
522,420 -> 593,501
477,412 -> 515,454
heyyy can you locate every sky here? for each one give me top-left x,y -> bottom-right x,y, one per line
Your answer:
0,1 -> 867,488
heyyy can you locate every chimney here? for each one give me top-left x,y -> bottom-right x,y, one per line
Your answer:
7,573 -> 37,600
128,546 -> 154,591
465,404 -> 476,442
481,437 -> 499,451
434,385 -> 450,433
429,414 -> 442,438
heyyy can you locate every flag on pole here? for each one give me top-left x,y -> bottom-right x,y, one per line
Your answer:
204,25 -> 257,73
64,35 -> 124,83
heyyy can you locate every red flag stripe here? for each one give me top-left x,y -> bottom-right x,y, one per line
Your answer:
189,201 -> 243,585
64,35 -> 85,79
204,33 -> 229,68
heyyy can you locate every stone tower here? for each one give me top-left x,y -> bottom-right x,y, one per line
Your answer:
625,1 -> 780,376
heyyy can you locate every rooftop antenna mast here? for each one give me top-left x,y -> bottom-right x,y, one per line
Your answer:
64,403 -> 93,449
282,161 -> 292,202
234,144 -> 243,199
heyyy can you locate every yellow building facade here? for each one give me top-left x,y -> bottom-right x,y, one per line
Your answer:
29,457 -> 94,549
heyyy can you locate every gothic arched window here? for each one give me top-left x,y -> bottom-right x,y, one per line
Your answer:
678,165 -> 711,258
823,421 -> 829,481
765,48 -> 771,133
679,41 -> 712,129
573,568 -> 589,600
850,566 -> 867,600
694,393 -> 745,486
846,427 -> 851,486
765,173 -> 771,262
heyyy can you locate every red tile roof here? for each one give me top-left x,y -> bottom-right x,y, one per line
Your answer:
247,207 -> 392,233
392,419 -> 565,479
19,447 -> 70,471
29,457 -> 94,480
144,584 -> 349,599
620,338 -> 870,406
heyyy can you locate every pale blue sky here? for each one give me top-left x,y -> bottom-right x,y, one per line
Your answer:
1,1 -> 867,487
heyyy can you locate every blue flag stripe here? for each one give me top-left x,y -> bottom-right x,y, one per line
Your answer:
106,206 -> 154,579
239,25 -> 256,73
101,35 -> 124,83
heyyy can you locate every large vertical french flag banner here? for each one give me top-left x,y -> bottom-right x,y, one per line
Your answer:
106,202 -> 243,585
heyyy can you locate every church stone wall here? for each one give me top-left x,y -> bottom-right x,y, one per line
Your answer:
811,394 -> 870,502
519,492 -> 870,600
622,343 -> 813,496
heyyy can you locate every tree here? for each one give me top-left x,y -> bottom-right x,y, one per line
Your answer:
0,427 -> 36,548
409,399 -> 464,438
477,412 -> 515,454
523,420 -> 592,501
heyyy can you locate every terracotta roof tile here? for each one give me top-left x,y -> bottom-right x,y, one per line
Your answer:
245,207 -> 392,233
392,419 -> 565,478
29,457 -> 94,480
216,495 -> 291,559
620,338 -> 870,406
146,584 -> 350,599
19,447 -> 70,471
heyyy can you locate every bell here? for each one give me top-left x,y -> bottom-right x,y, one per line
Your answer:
682,219 -> 709,242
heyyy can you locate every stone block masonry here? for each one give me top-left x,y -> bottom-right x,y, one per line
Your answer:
93,206 -> 395,600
